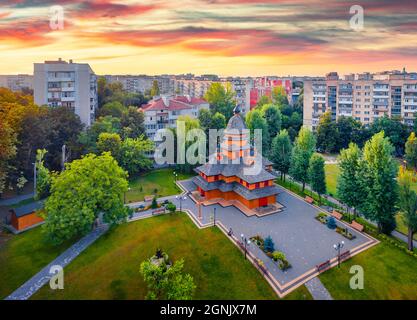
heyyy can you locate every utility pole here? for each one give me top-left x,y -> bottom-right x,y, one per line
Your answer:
61,144 -> 66,171
33,161 -> 37,199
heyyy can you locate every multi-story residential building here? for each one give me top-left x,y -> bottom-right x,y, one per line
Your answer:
0,74 -> 33,92
105,75 -> 173,95
34,58 -> 98,127
249,77 -> 293,110
303,71 -> 417,130
140,95 -> 209,140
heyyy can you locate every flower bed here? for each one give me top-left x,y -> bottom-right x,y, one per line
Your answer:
315,212 -> 328,224
336,226 -> 356,240
250,235 -> 292,271
315,213 -> 356,241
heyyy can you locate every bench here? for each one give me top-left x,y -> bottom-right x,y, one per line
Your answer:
152,208 -> 165,215
331,210 -> 343,220
305,196 -> 314,204
316,260 -> 331,273
350,220 -> 364,232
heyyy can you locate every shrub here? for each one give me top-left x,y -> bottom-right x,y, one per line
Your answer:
327,216 -> 337,229
166,203 -> 176,214
272,251 -> 286,262
263,236 -> 275,253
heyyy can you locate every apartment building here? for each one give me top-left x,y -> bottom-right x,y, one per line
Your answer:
140,95 -> 209,140
105,75 -> 173,95
303,71 -> 417,130
0,74 -> 33,92
34,59 -> 98,127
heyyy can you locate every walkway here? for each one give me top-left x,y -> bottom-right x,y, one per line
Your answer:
305,277 -> 333,300
5,225 -> 108,300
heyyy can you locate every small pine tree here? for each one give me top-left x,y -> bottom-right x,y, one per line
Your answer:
263,236 -> 275,252
327,216 -> 337,229
151,196 -> 158,209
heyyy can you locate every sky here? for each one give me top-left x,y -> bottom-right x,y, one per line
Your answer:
0,0 -> 416,76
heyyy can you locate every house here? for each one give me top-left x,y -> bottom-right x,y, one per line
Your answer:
8,201 -> 44,233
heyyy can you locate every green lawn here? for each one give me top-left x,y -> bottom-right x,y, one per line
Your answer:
324,163 -> 340,197
33,212 -> 311,300
126,168 -> 194,203
320,242 -> 417,299
0,227 -> 75,299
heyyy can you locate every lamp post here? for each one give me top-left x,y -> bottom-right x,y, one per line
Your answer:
124,187 -> 131,204
176,195 -> 187,212
333,241 -> 345,268
240,234 -> 251,260
173,171 -> 178,182
213,207 -> 217,226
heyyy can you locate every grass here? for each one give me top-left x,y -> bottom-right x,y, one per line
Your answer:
0,226 -> 75,299
126,168 -> 194,203
324,163 -> 340,197
33,212 -> 311,300
320,242 -> 417,299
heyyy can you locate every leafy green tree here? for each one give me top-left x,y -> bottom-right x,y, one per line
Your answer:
256,95 -> 272,109
166,203 -> 176,214
97,101 -> 126,118
43,152 -> 130,244
140,257 -> 195,300
97,132 -> 122,160
79,116 -> 121,153
289,127 -> 316,191
35,149 -> 52,200
204,82 -> 235,120
336,116 -> 368,150
405,132 -> 417,170
271,86 -> 289,106
211,112 -> 226,130
308,154 -> 326,203
316,111 -> 339,153
359,131 -> 398,234
397,166 -> 417,251
261,104 -> 282,143
150,80 -> 160,97
0,121 -> 16,194
197,108 -> 212,131
337,143 -> 364,217
120,107 -> 145,139
270,130 -> 292,181
370,115 -> 408,156
119,136 -> 154,176
245,109 -> 270,155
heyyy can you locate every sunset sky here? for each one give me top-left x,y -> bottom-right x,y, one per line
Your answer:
0,0 -> 416,76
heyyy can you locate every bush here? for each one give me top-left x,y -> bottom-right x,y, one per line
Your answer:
166,203 -> 176,214
250,235 -> 264,247
327,216 -> 337,229
272,251 -> 285,262
263,236 -> 275,253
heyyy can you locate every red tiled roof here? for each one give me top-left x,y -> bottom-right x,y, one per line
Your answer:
140,96 -> 208,112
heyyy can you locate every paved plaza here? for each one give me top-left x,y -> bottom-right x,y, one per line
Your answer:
176,179 -> 377,295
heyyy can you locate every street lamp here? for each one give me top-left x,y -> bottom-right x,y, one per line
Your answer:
173,171 -> 178,182
213,207 -> 217,226
176,195 -> 187,212
333,241 -> 345,268
124,187 -> 131,204
240,234 -> 251,260
32,162 -> 37,199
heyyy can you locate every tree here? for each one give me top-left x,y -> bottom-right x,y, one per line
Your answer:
150,80 -> 160,97
261,104 -> 282,143
359,132 -> 398,234
166,203 -> 176,214
121,107 -> 145,139
270,130 -> 292,181
204,82 -> 235,120
308,154 -> 326,203
97,132 -> 122,160
245,109 -> 270,156
327,216 -> 337,229
271,86 -> 289,106
397,166 -> 417,251
79,116 -> 122,153
336,116 -> 367,150
43,152 -> 130,244
405,132 -> 417,170
35,149 -> 51,200
263,236 -> 275,253
97,101 -> 125,118
211,112 -> 226,130
316,111 -> 339,153
337,143 -> 364,218
140,256 -> 195,300
0,121 -> 16,194
256,95 -> 272,109
119,136 -> 154,176
370,115 -> 408,156
289,127 -> 316,191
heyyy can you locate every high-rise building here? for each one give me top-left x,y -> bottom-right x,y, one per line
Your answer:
303,71 -> 417,130
0,74 -> 33,92
34,59 -> 98,127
